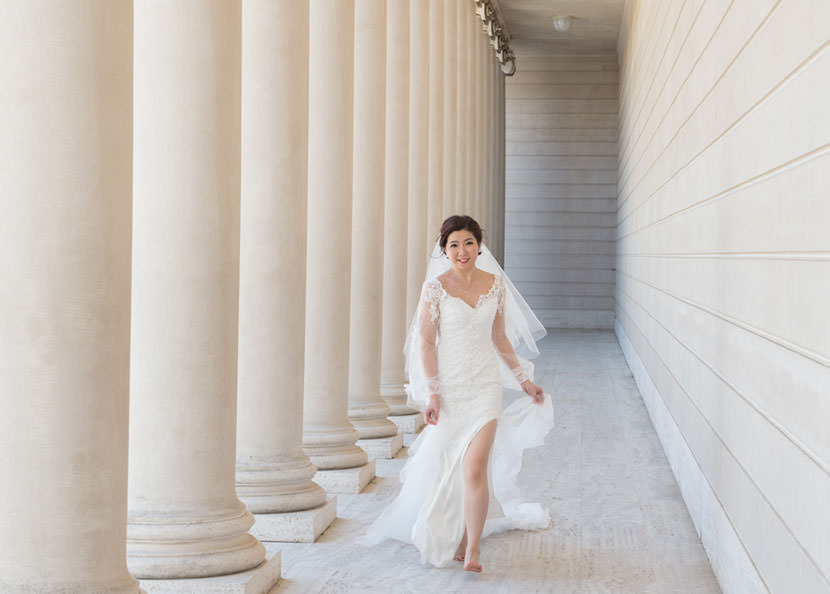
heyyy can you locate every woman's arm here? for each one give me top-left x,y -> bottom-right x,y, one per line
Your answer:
491,277 -> 544,403
419,282 -> 441,423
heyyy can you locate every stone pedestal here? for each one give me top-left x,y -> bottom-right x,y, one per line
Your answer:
251,498 -> 338,543
390,412 -> 426,435
358,432 -> 405,460
139,555 -> 281,594
314,461 -> 377,494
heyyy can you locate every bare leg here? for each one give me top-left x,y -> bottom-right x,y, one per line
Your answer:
462,419 -> 497,572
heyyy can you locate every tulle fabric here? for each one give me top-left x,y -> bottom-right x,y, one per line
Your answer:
360,393 -> 554,567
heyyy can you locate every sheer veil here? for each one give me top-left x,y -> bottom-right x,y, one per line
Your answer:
404,241 -> 547,409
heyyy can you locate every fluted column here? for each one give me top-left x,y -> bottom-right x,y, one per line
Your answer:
442,0 -> 457,217
456,0 -> 469,215
348,0 -> 400,457
485,55 -> 494,250
128,0 -> 266,579
304,0 -> 372,489
467,10 -> 478,217
473,30 -> 485,224
0,4 -> 140,593
427,0 -> 444,239
496,70 -> 506,262
406,0 -> 431,322
493,58 -> 502,259
237,0 -> 331,538
485,52 -> 495,243
382,0 -> 417,418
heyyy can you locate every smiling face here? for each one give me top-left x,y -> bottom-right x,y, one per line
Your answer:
445,229 -> 479,273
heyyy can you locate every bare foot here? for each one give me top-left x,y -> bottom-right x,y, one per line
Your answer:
463,548 -> 482,573
454,534 -> 467,562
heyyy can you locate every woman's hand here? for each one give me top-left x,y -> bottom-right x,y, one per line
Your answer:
521,380 -> 545,404
424,394 -> 440,425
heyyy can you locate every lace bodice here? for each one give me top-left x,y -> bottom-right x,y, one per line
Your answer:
422,275 -> 504,324
428,276 -> 503,390
415,274 -> 528,400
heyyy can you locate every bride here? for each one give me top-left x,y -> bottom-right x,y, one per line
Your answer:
360,215 -> 554,572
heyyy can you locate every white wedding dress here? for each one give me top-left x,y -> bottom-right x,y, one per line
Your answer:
360,271 -> 554,567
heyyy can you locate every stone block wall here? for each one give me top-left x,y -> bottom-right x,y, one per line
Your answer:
616,2 -> 830,594
504,54 -> 618,329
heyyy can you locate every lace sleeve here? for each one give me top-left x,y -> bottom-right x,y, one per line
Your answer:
491,276 -> 530,384
418,280 -> 441,396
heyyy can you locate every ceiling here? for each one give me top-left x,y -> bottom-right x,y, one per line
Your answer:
497,0 -> 626,56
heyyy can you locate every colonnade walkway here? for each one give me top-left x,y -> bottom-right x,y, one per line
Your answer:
266,331 -> 723,593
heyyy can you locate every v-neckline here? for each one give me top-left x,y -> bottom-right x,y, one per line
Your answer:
437,276 -> 497,310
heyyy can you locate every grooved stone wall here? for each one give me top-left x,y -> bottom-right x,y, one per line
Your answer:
504,54 -> 618,329
505,55 -> 618,328
616,2 -> 830,594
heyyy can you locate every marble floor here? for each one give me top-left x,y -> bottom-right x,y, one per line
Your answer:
266,330 -> 722,594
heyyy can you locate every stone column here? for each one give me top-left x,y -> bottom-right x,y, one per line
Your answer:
442,0 -> 458,217
465,10 -> 477,216
493,63 -> 501,262
484,52 -> 494,244
484,55 -> 493,254
349,0 -> 401,460
128,2 -> 277,586
304,0 -> 374,495
473,28 -> 483,225
455,0 -> 469,215
382,0 -> 420,427
406,0 -> 431,325
236,0 -> 334,544
0,4 -> 141,593
427,0 -> 445,239
492,58 -> 501,259
496,71 -> 506,263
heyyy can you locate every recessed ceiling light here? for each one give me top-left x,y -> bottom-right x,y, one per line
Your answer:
552,16 -> 572,31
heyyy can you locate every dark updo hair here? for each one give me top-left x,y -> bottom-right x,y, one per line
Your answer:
438,215 -> 483,253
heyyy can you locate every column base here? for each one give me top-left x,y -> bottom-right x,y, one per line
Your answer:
349,401 -> 398,439
302,425 -> 368,470
236,459 -> 328,514
389,412 -> 424,435
381,383 -> 416,416
127,508 -> 265,579
388,402 -> 418,415
313,460 -> 375,494
250,497 -> 337,543
138,553 -> 280,594
357,431 -> 403,460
